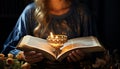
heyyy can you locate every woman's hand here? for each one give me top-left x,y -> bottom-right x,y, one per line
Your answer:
23,51 -> 44,64
67,49 -> 85,62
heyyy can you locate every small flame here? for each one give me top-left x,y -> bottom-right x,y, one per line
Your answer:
50,32 -> 54,38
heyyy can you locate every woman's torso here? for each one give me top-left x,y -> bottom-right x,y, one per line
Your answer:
26,3 -> 95,69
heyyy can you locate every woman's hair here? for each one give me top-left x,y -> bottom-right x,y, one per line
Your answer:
33,0 -> 78,38
34,0 -> 49,37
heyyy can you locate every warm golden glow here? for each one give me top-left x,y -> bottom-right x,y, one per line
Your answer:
55,35 -> 58,39
47,32 -> 67,49
50,32 -> 54,38
47,32 -> 68,55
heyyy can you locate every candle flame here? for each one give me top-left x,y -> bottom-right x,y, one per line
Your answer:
50,32 -> 54,38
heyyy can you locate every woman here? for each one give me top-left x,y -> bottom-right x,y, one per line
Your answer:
1,0 -> 109,69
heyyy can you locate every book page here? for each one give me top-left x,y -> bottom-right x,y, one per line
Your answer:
62,36 -> 101,49
57,36 -> 105,61
16,35 -> 57,61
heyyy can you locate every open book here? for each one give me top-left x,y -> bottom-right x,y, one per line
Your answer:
16,35 -> 105,61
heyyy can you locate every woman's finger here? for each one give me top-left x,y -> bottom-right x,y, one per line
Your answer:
24,52 -> 43,60
71,51 -> 81,61
26,56 -> 43,64
24,51 -> 36,56
68,52 -> 77,62
76,49 -> 84,57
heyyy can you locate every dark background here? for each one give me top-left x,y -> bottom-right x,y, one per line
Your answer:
0,0 -> 119,53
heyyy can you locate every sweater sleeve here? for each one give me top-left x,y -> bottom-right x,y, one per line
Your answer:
1,3 -> 36,56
